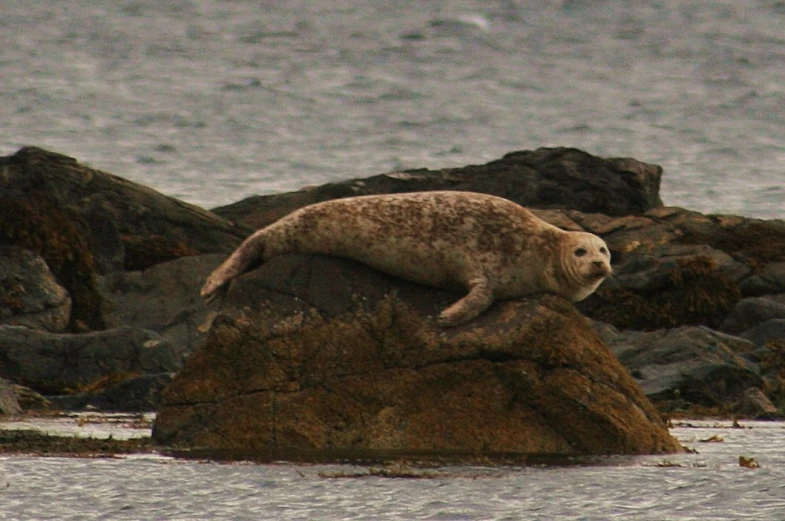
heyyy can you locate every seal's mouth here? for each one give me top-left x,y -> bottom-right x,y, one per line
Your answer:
587,265 -> 612,280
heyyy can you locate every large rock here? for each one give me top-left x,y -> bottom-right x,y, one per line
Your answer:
212,147 -> 663,229
526,206 -> 785,332
7,144 -> 785,421
0,247 -> 71,332
720,296 -> 785,335
0,325 -> 179,395
598,325 -> 764,412
153,255 -> 681,460
0,147 -> 246,330
49,373 -> 174,412
100,254 -> 224,359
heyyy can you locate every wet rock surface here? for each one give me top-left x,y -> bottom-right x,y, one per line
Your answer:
153,258 -> 681,458
0,325 -> 178,394
0,246 -> 71,332
0,426 -> 153,457
597,325 -> 764,412
0,379 -> 22,418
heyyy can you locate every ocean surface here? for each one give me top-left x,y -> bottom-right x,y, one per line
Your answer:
3,1 -> 785,519
2,0 -> 784,218
2,419 -> 785,520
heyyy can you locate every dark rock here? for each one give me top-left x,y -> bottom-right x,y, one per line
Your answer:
10,385 -> 51,411
740,263 -> 785,296
100,254 -> 224,359
0,147 -> 247,331
739,319 -> 785,347
212,147 -> 663,229
0,325 -> 179,394
678,215 -> 785,267
0,184 -> 106,331
720,296 -> 785,335
49,373 -> 174,412
0,247 -> 71,332
153,254 -> 681,460
756,340 -> 785,411
731,387 -> 779,418
0,429 -> 153,457
8,145 -> 785,423
600,325 -> 763,411
536,206 -> 785,331
0,379 -> 22,417
580,244 -> 746,330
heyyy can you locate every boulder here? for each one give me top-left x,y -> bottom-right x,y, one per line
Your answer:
0,247 -> 71,332
7,144 -> 785,422
49,373 -> 174,412
739,319 -> 785,347
9,385 -> 51,411
579,243 -> 747,330
0,147 -> 247,331
740,263 -> 785,296
99,254 -> 224,359
720,295 -> 785,335
0,379 -> 22,417
534,206 -> 785,332
0,325 -> 179,395
598,325 -> 764,413
153,255 -> 681,460
732,388 -> 778,418
212,147 -> 663,229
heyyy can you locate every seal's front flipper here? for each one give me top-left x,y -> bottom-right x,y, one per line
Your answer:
437,277 -> 494,327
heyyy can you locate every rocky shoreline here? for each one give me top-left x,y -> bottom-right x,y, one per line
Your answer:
2,146 -> 784,461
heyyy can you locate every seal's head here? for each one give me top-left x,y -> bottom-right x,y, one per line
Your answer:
558,232 -> 612,302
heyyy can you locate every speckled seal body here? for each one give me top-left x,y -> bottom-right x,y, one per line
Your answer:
201,191 -> 612,326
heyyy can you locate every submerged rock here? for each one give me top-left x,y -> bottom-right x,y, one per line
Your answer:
153,255 -> 682,459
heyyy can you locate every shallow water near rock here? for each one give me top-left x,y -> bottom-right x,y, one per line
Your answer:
2,420 -> 785,520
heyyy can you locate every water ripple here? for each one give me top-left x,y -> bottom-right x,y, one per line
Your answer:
2,422 -> 785,520
2,1 -> 785,218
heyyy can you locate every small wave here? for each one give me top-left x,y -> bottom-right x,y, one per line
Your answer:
428,14 -> 491,33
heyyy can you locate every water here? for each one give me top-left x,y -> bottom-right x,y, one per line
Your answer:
2,1 -> 785,218
2,421 -> 785,520
3,2 -> 785,518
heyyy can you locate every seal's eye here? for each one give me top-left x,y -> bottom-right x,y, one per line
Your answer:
600,247 -> 608,255
574,248 -> 587,257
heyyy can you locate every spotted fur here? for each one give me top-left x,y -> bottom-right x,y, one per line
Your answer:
201,191 -> 612,326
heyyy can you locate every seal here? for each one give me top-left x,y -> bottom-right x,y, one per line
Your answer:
201,191 -> 612,327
